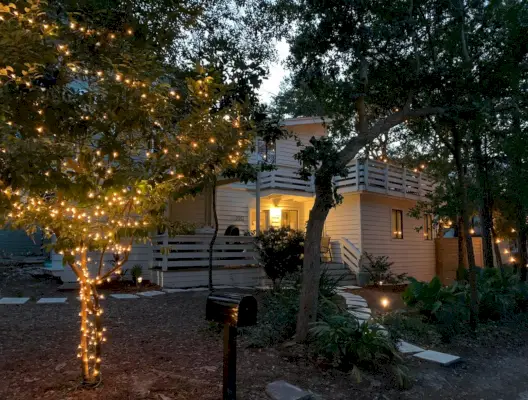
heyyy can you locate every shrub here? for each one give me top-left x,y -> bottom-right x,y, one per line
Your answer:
130,265 -> 143,284
310,313 -> 410,389
362,252 -> 407,286
402,276 -> 469,341
254,228 -> 305,288
246,271 -> 344,347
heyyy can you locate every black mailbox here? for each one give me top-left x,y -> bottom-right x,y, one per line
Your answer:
206,293 -> 257,327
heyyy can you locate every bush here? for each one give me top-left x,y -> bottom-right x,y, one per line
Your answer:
362,252 -> 407,286
310,313 -> 410,389
402,276 -> 469,341
246,269 -> 344,347
255,228 -> 305,288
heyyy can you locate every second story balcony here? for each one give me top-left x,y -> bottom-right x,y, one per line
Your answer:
248,159 -> 435,201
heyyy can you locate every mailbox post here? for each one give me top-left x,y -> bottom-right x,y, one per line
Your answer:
206,293 -> 257,400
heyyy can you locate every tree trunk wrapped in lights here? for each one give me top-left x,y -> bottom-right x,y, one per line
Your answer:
0,1 -> 260,385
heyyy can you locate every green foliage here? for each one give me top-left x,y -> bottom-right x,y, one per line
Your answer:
310,314 -> 410,389
318,268 -> 344,299
402,272 -> 528,341
403,276 -> 467,317
362,252 -> 407,286
130,265 -> 142,283
246,272 -> 344,347
254,228 -> 305,287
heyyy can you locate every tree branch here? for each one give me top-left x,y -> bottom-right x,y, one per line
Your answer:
338,106 -> 445,164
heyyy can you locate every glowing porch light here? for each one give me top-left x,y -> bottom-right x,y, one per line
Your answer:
269,207 -> 282,228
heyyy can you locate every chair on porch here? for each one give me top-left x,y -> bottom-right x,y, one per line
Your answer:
320,236 -> 332,262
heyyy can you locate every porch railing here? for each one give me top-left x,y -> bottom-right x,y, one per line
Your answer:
247,160 -> 433,200
259,165 -> 314,193
335,159 -> 435,199
153,234 -> 258,271
340,237 -> 361,274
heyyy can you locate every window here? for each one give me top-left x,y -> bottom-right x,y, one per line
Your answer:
256,139 -> 276,164
391,209 -> 403,239
281,210 -> 299,230
250,209 -> 298,230
424,214 -> 433,240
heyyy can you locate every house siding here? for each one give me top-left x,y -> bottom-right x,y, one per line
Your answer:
324,193 -> 362,263
169,186 -> 252,233
276,122 -> 327,167
360,193 -> 436,281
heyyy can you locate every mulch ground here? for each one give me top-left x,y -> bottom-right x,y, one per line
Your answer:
3,267 -> 528,399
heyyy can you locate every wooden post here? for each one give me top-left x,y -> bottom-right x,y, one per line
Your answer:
255,171 -> 261,234
384,163 -> 389,193
354,159 -> 360,190
402,167 -> 407,197
162,231 -> 169,272
363,160 -> 369,190
223,325 -> 238,400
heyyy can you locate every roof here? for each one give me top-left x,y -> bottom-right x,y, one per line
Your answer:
280,116 -> 326,126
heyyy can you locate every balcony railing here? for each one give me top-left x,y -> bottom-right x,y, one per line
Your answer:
247,160 -> 434,200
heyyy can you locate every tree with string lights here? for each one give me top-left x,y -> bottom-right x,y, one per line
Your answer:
0,0 -> 255,385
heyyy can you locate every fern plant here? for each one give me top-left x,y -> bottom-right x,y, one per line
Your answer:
310,314 -> 410,389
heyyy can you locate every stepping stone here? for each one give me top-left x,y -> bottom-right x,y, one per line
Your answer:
349,310 -> 370,321
266,380 -> 315,400
138,290 -> 166,297
350,307 -> 371,314
163,288 -> 188,293
397,340 -> 425,354
340,293 -> 364,300
110,293 -> 139,299
346,299 -> 368,307
338,285 -> 361,290
234,286 -> 253,290
37,297 -> 68,304
0,297 -> 30,305
185,288 -> 209,292
413,350 -> 461,366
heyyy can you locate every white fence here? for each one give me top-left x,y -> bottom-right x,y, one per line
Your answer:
152,234 -> 257,271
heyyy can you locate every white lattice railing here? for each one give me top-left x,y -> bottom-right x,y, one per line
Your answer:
340,237 -> 361,274
152,234 -> 257,271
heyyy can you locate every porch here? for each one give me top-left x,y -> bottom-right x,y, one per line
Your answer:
49,233 -> 356,288
247,159 -> 435,201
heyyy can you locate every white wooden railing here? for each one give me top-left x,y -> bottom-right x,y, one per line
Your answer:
336,159 -> 434,199
259,165 -> 314,193
249,160 -> 434,200
152,234 -> 257,271
340,237 -> 361,274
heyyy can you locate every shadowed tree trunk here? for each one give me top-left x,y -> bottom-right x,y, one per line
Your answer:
458,216 -> 469,268
453,128 -> 478,330
208,177 -> 218,291
295,178 -> 332,341
516,207 -> 527,282
473,136 -> 494,268
491,226 -> 503,271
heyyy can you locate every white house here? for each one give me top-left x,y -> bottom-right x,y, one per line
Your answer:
48,117 -> 441,287
150,117 -> 438,287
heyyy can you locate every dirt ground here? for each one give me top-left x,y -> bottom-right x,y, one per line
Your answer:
3,267 -> 528,399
